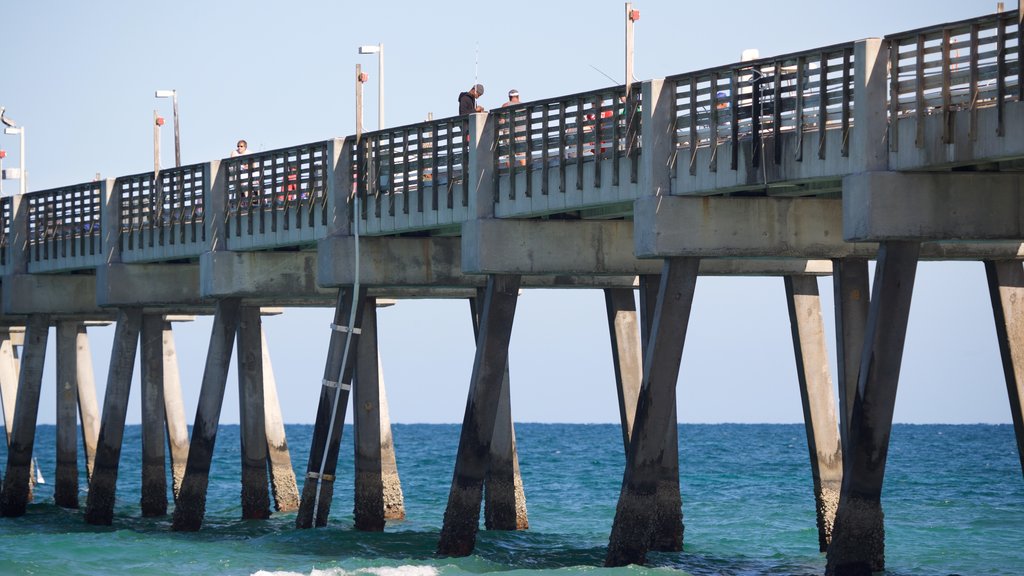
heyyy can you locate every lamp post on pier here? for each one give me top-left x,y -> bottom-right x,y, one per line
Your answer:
357,44 -> 384,130
155,89 -> 181,167
1,107 -> 26,197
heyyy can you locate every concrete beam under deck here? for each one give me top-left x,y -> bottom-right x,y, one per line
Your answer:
843,172 -> 1024,242
1,274 -> 109,317
636,194 -> 1024,261
97,263 -> 206,308
201,251 -> 336,306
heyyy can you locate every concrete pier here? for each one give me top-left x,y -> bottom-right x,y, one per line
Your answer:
0,328 -> 21,451
140,315 -> 169,516
832,258 -> 870,457
296,287 -> 367,528
784,276 -> 844,551
984,260 -> 1024,479
605,258 -> 699,567
172,298 -> 241,531
162,320 -> 190,500
0,316 -> 49,517
826,242 -> 920,576
437,274 -> 522,556
74,324 -> 101,483
85,308 -> 143,525
54,321 -> 81,508
237,306 -> 271,520
261,330 -> 300,512
353,297 -> 402,530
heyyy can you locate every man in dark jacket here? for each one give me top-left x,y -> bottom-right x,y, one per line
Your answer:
458,84 -> 485,115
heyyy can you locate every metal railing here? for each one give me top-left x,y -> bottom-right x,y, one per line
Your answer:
887,11 -> 1021,149
223,142 -> 330,248
491,83 -> 642,200
25,182 -> 103,272
118,163 -> 206,261
350,116 -> 470,226
670,42 -> 857,174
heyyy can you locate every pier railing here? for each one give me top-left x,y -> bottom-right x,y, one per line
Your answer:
222,141 -> 330,250
351,117 -> 470,235
0,197 -> 10,274
117,163 -> 207,263
491,83 -> 642,218
25,182 -> 104,274
887,11 -> 1020,151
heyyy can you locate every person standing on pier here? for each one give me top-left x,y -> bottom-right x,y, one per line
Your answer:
501,89 -> 520,107
231,139 -> 251,157
458,84 -> 485,115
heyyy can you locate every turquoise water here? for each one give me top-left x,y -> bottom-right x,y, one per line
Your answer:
0,424 -> 1021,575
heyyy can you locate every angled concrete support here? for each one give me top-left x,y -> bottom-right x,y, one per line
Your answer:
605,258 -> 698,567
0,316 -> 49,517
469,289 -> 527,532
785,276 -> 844,551
54,321 -> 81,509
161,321 -> 189,501
827,242 -> 920,576
296,286 -> 367,528
984,260 -> 1024,479
833,259 -> 870,457
353,297 -> 398,530
84,308 -> 143,525
140,315 -> 169,517
378,364 -> 405,522
75,325 -> 101,483
0,328 -> 21,450
437,274 -> 522,556
261,330 -> 299,512
605,288 -> 643,454
172,298 -> 241,531
237,306 -> 271,520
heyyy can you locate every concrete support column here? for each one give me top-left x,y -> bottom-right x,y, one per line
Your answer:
84,308 -> 143,525
0,315 -> 49,517
984,260 -> 1024,479
74,324 -> 101,482
326,137 -> 352,236
296,286 -> 367,528
785,276 -> 844,551
639,79 -> 676,195
140,315 -> 168,516
261,329 -> 299,512
353,296 -> 387,531
605,258 -> 699,567
826,241 -> 920,576
161,320 -> 190,501
605,288 -> 642,454
437,274 -> 522,556
0,328 -> 21,449
172,298 -> 241,531
851,39 -> 888,170
237,306 -> 271,520
54,321 -> 81,509
378,360 -> 405,522
469,289 -> 528,532
833,259 -> 870,457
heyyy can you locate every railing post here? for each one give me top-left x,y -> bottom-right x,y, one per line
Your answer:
326,137 -> 352,236
639,79 -> 675,197
9,194 -> 28,274
467,113 -> 496,219
101,178 -> 121,264
852,38 -> 888,172
206,160 -> 227,252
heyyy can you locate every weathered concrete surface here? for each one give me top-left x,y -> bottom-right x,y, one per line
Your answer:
54,322 -> 81,509
833,259 -> 869,458
0,316 -> 49,517
437,275 -> 521,556
2,274 -> 106,316
261,330 -> 299,512
378,361 -> 406,522
201,250 -> 335,304
843,172 -> 1024,242
785,276 -> 844,551
296,287 -> 367,529
605,289 -> 643,453
984,260 -> 1024,479
97,263 -> 204,307
606,258 -> 698,567
826,242 -> 919,575
140,314 -> 169,517
353,298 -> 387,531
161,322 -> 190,500
172,299 -> 240,531
237,306 -> 272,520
890,100 -> 1024,171
85,308 -> 143,525
0,329 -> 21,449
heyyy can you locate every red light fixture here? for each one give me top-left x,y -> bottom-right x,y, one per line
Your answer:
155,116 -> 165,126
629,9 -> 640,21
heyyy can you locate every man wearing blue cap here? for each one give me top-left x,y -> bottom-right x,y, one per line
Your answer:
458,83 -> 485,115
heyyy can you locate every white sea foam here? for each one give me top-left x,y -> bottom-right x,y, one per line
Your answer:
252,567 -> 438,576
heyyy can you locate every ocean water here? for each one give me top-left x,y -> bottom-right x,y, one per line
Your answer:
0,423 -> 1021,576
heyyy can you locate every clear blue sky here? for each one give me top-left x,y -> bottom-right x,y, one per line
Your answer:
2,0 -> 1011,425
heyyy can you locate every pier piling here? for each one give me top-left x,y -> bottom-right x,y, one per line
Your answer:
54,321 -> 81,508
261,329 -> 300,512
140,314 -> 169,516
238,306 -> 271,520
984,260 -> 1024,479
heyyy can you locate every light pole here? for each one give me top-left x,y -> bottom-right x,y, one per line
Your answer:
357,44 -> 384,130
0,107 -> 24,196
155,89 -> 181,167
